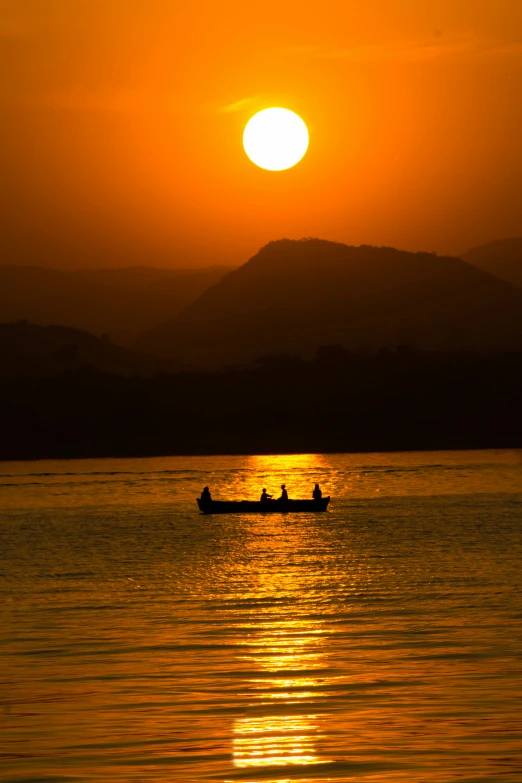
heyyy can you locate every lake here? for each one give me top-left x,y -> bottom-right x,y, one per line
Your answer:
1,450 -> 522,782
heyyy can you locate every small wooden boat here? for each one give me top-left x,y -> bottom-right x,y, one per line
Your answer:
197,497 -> 330,514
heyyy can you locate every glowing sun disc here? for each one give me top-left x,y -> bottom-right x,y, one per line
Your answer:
243,108 -> 309,171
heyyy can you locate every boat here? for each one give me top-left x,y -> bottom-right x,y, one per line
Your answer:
197,497 -> 330,514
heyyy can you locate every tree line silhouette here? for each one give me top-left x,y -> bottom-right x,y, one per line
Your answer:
1,345 -> 521,460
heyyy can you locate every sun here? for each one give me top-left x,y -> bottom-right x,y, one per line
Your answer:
243,108 -> 309,171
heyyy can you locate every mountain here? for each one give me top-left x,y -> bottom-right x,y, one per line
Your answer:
136,239 -> 522,367
0,321 -> 189,378
462,238 -> 522,289
0,265 -> 234,346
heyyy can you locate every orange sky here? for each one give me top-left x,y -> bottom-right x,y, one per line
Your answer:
1,0 -> 522,268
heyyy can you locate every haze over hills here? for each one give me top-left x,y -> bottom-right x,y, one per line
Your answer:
0,321 -> 190,378
462,238 -> 522,290
136,239 -> 522,368
0,265 -> 234,346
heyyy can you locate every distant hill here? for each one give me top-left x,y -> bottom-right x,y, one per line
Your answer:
2,347 -> 521,460
0,321 -> 189,377
0,265 -> 234,346
136,239 -> 522,367
462,238 -> 522,289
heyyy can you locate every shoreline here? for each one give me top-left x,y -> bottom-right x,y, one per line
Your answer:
1,442 -> 520,464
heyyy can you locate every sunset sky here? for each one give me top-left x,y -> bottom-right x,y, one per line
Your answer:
2,0 -> 521,268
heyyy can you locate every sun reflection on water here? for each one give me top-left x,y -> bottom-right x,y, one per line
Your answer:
224,458 -> 337,780
231,617 -> 333,775
218,453 -> 330,502
233,714 -> 326,768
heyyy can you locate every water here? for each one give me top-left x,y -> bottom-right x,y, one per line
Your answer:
1,450 -> 521,782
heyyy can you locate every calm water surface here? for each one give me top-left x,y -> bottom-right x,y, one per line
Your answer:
1,450 -> 521,782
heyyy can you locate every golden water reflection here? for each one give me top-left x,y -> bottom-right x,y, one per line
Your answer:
231,617 -> 333,777
233,453 -> 329,502
227,462 -> 337,780
247,454 -> 327,472
233,715 -> 325,768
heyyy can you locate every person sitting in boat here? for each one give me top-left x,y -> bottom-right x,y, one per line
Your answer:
278,484 -> 288,501
260,488 -> 272,503
313,483 -> 322,501
200,486 -> 212,504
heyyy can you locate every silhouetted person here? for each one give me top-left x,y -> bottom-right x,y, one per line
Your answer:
278,484 -> 288,501
260,488 -> 272,502
313,483 -> 322,501
200,486 -> 212,504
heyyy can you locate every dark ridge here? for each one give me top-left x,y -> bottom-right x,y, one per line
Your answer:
0,265 -> 234,346
0,347 -> 520,460
0,321 -> 190,378
136,238 -> 522,367
462,238 -> 522,289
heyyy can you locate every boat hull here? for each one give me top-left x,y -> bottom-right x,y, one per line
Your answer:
197,497 -> 330,514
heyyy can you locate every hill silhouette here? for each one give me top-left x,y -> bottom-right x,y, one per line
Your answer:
462,238 -> 522,289
0,321 -> 189,377
0,347 -> 520,460
0,265 -> 234,346
136,239 -> 522,367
